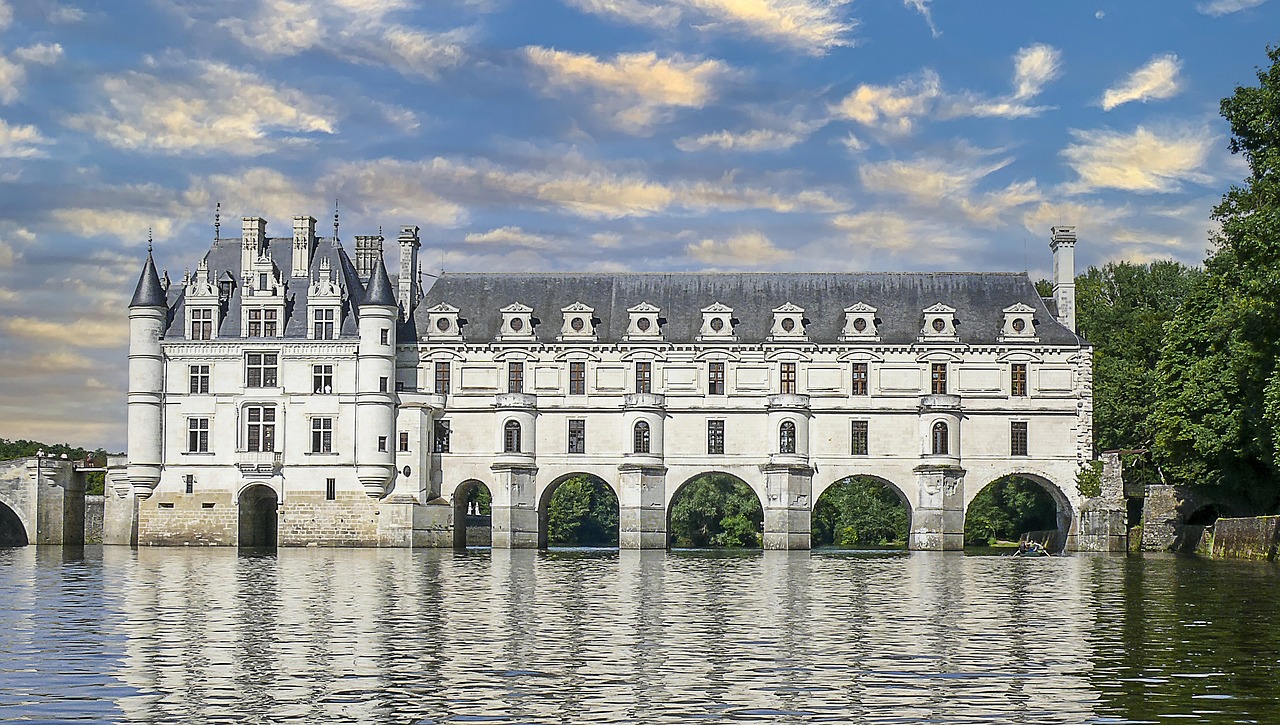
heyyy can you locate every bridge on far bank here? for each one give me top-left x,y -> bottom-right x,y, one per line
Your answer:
0,456 -> 93,547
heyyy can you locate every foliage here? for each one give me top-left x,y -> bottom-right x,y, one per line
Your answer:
1034,278 -> 1053,298
546,476 -> 618,546
0,438 -> 112,495
811,477 -> 908,547
668,474 -> 763,548
462,484 -> 491,516
963,476 -> 1058,546
1075,261 -> 1201,452
1152,46 -> 1280,512
1076,460 -> 1104,499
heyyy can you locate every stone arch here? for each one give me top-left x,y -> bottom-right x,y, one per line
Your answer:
667,471 -> 764,549
811,475 -> 912,548
965,472 -> 1073,551
0,501 -> 28,547
1184,504 -> 1221,526
537,472 -> 619,549
238,484 -> 278,549
452,479 -> 492,549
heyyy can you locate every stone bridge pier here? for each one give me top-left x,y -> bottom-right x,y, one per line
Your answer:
0,457 -> 86,547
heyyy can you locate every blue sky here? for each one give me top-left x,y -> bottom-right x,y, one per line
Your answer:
0,0 -> 1276,448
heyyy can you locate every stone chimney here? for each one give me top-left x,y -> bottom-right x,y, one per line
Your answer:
241,217 -> 266,274
291,216 -> 317,277
398,225 -> 420,317
354,233 -> 383,280
1050,226 -> 1077,333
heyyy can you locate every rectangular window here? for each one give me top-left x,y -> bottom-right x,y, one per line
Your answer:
311,417 -> 333,454
184,474 -> 194,495
569,362 -> 586,395
635,361 -> 652,394
248,308 -> 262,337
568,419 -> 586,454
313,308 -> 335,340
246,352 -> 278,388
187,418 -> 209,453
247,308 -> 278,337
1011,421 -> 1029,457
190,308 -> 213,340
851,363 -> 869,396
189,364 -> 210,394
258,273 -> 268,290
1011,363 -> 1028,397
851,420 -> 869,456
325,478 -> 336,501
313,364 -> 333,394
379,376 -> 389,393
708,362 -> 725,395
399,432 -> 409,452
508,361 -> 524,394
435,362 -> 450,395
780,363 -> 797,395
377,436 -> 388,453
931,363 -> 947,395
245,405 -> 276,452
380,328 -> 389,345
433,420 -> 451,453
707,420 -> 725,455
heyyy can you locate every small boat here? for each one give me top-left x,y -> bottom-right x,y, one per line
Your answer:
1012,541 -> 1051,557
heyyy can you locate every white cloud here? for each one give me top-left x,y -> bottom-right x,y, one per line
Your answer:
903,0 -> 939,37
50,209 -> 181,244
0,317 -> 129,348
1061,125 -> 1217,194
1012,44 -> 1061,100
831,70 -> 941,135
859,155 -> 1041,223
48,5 -> 86,23
65,59 -> 337,155
464,226 -> 557,249
525,48 -> 729,133
12,43 -> 65,65
0,119 -> 48,158
564,0 -> 682,26
0,55 -> 22,104
686,231 -> 792,266
827,211 -> 982,265
1197,0 -> 1267,15
675,126 -> 808,152
1101,53 -> 1182,110
0,1 -> 10,31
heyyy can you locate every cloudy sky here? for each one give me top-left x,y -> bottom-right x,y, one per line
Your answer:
0,0 -> 1276,449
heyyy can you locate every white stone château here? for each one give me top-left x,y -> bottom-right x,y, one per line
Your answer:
109,217 -> 1096,550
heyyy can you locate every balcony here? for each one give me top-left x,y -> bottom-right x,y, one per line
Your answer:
623,392 -> 666,410
236,451 -> 282,477
494,393 -> 537,410
919,394 -> 962,412
766,393 -> 810,410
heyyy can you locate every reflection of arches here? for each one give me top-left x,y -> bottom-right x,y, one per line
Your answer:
812,476 -> 911,548
931,421 -> 948,455
537,473 -> 619,549
779,420 -> 796,454
453,479 -> 492,549
0,502 -> 28,547
238,484 -> 278,549
965,473 -> 1072,551
667,472 -> 764,549
503,420 -> 522,453
633,421 -> 651,454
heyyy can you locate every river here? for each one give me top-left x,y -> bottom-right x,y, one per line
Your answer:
0,547 -> 1277,724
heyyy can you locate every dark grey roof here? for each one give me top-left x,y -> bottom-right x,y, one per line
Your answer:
417,272 -> 1085,346
129,254 -> 167,308
362,258 -> 397,308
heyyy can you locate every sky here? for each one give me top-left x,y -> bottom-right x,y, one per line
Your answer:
0,0 -> 1276,450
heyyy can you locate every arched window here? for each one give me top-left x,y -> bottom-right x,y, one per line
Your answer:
633,420 -> 651,454
503,420 -> 522,453
931,421 -> 949,456
779,420 -> 796,454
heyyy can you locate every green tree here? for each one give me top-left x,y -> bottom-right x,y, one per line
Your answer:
0,439 -> 113,495
963,476 -> 1058,546
668,474 -> 763,548
811,477 -> 908,547
1152,46 -> 1280,511
545,476 -> 618,546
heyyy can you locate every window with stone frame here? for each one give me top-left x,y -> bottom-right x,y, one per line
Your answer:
633,421 -> 651,454
635,361 -> 652,394
187,417 -> 209,453
851,420 -> 869,456
313,364 -> 333,394
325,478 -> 336,501
245,405 -> 276,452
931,363 -> 947,395
311,417 -> 333,453
508,361 -> 524,394
433,420 -> 451,453
1011,421 -> 1029,456
503,420 -> 522,453
569,362 -> 586,395
435,361 -> 451,395
1011,364 -> 1028,397
312,308 -> 336,340
568,419 -> 586,454
189,364 -> 210,394
399,432 -> 410,452
707,419 -> 725,455
780,362 -> 797,394
246,352 -> 278,388
851,363 -> 869,396
190,308 -> 214,340
247,308 -> 278,337
931,421 -> 948,456
708,362 -> 725,395
779,420 -> 796,454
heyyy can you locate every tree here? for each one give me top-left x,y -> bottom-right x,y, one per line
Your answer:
963,476 -> 1058,546
811,477 -> 908,547
0,439 -> 113,495
545,476 -> 618,546
1152,46 -> 1280,512
668,474 -> 763,548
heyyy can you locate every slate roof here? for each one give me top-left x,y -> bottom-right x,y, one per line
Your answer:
129,253 -> 167,308
416,272 -> 1085,346
363,258 -> 397,308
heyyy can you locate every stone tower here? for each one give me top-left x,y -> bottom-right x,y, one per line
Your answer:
127,251 -> 167,498
355,256 -> 399,498
1050,226 -> 1077,333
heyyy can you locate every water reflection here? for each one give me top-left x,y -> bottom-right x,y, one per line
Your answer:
1,547 -> 1279,723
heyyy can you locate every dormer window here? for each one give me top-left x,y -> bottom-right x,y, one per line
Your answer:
920,303 -> 958,341
560,302 -> 596,341
189,308 -> 215,340
1000,303 -> 1039,342
626,302 -> 662,341
499,303 -> 536,341
769,303 -> 806,341
307,256 -> 343,341
841,303 -> 879,341
185,259 -> 221,340
699,302 -> 736,341
425,303 -> 462,340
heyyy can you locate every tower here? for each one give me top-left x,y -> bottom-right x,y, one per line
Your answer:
1050,226 -> 1077,333
242,217 -> 266,274
127,251 -> 167,498
397,225 -> 420,318
355,256 -> 399,498
355,233 -> 383,280
292,216 -> 317,276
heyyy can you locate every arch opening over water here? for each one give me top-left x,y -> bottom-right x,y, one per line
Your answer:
812,476 -> 910,549
668,472 -> 763,549
453,480 -> 492,549
0,502 -> 27,547
238,484 -> 278,550
539,474 -> 619,549
965,474 -> 1070,551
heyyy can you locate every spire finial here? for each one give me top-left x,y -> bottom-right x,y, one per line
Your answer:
378,225 -> 383,238
147,227 -> 153,254
333,199 -> 340,241
214,201 -> 221,247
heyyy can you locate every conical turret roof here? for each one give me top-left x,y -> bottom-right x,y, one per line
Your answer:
362,257 -> 397,308
129,253 -> 167,308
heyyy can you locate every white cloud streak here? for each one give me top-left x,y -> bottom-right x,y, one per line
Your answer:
1101,53 -> 1182,110
1061,125 -> 1217,194
903,0 -> 939,37
1012,44 -> 1061,100
12,43 -> 65,65
0,119 -> 48,158
1197,0 -> 1267,15
686,231 -> 792,266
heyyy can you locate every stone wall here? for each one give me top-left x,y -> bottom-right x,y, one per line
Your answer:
279,493 -> 379,547
138,492 -> 237,545
84,495 -> 104,544
1210,516 -> 1280,561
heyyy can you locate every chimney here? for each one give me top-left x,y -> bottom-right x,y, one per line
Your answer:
354,233 -> 383,280
241,217 -> 266,274
398,225 -> 420,317
292,215 -> 317,277
1050,226 -> 1077,333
